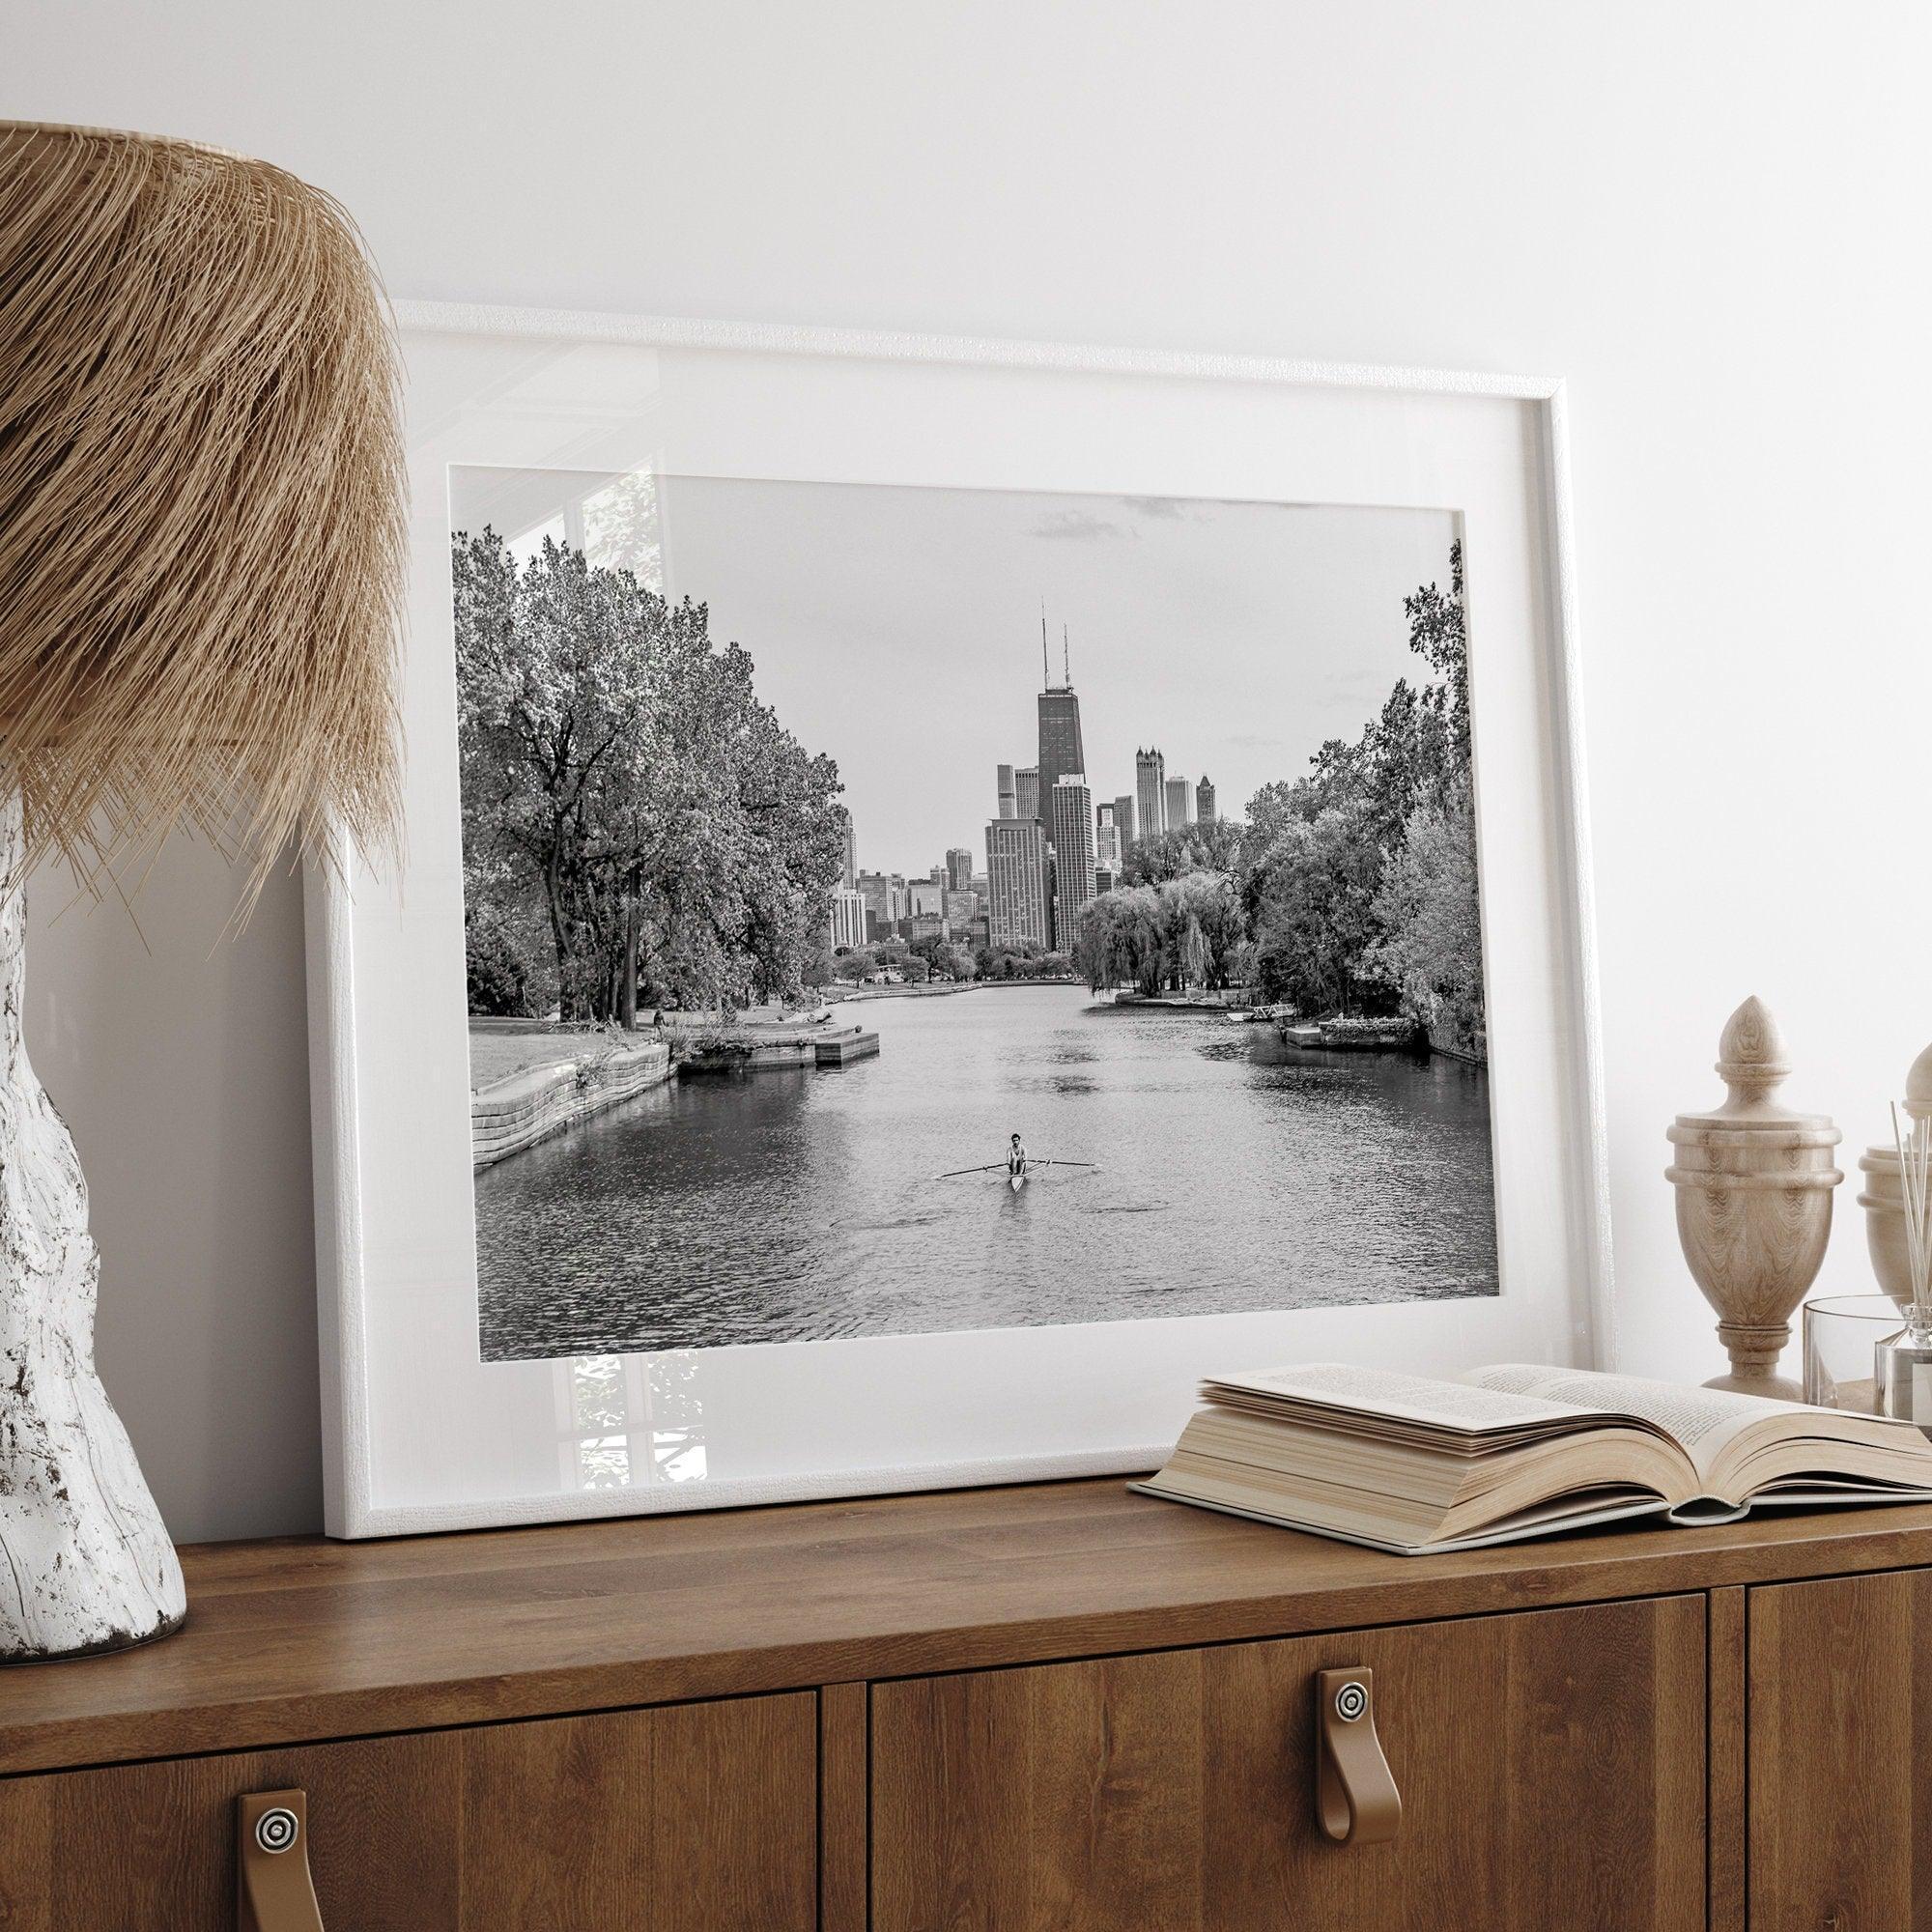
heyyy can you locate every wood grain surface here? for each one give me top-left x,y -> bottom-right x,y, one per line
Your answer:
819,1681 -> 868,1932
871,1593 -> 1706,1931
1748,1568 -> 1932,1931
4,1479 -> 1932,1776
1707,1584 -> 1746,1932
0,1692 -> 816,1931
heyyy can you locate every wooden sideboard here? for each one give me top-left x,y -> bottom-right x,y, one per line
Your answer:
0,1477 -> 1928,1928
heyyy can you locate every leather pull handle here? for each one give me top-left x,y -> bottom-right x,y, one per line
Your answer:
1315,1667 -> 1401,1846
238,1790 -> 325,1932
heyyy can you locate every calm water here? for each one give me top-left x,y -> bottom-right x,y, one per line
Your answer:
475,985 -> 1497,1360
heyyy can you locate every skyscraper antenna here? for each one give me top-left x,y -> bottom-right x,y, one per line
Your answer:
1040,600 -> 1049,687
1063,622 -> 1070,687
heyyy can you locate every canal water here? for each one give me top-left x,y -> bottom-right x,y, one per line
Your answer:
474,984 -> 1497,1360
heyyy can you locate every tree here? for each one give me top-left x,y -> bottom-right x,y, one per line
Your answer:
1073,887 -> 1166,994
465,903 -> 537,1016
908,932 -> 953,978
1368,781 -> 1484,1053
1121,818 -> 1243,885
1248,802 -> 1384,1013
452,529 -> 845,1023
1156,872 -> 1243,989
801,941 -> 838,993
1239,538 -> 1480,1046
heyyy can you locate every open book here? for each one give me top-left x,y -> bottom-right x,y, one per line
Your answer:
1131,1362 -> 1932,1554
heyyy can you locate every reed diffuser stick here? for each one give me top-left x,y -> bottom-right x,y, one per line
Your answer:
1890,1101 -> 1932,1337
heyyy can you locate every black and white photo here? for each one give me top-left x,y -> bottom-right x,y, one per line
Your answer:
451,469 -> 1497,1361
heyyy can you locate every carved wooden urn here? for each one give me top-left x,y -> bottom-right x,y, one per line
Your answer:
1857,1039 -> 1932,1308
1665,998 -> 1843,1399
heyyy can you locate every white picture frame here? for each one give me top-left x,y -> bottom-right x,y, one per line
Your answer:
306,302 -> 1610,1538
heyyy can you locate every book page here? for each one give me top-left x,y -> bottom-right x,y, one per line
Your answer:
1463,1365 -> 1810,1477
1208,1362 -> 1602,1435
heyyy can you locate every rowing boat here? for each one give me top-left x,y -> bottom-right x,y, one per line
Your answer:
938,1158 -> 1098,1183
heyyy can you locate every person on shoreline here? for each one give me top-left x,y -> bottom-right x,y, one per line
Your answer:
1007,1132 -> 1028,1181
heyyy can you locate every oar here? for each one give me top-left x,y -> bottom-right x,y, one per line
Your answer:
937,1163 -> 1009,1179
1035,1159 -> 1099,1169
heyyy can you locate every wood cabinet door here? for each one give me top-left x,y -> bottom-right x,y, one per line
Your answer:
0,1691 -> 816,1931
1749,1568 -> 1932,1931
871,1596 -> 1705,1932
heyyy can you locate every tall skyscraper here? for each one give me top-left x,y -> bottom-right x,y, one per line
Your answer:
1114,793 -> 1136,853
1195,776 -> 1216,824
1048,776 -> 1096,949
985,818 -> 1051,948
907,879 -> 946,919
1165,775 -> 1193,830
1015,765 -> 1040,822
996,763 -> 1017,819
1036,623 -> 1087,803
945,847 -> 974,892
1136,748 -> 1167,840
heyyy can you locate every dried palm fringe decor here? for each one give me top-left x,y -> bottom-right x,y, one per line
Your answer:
0,122 -> 405,894
0,124 -> 405,1660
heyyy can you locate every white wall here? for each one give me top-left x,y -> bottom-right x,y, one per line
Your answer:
8,0 -> 1931,1542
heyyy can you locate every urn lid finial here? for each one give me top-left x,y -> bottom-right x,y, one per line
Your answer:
1716,995 -> 1789,1101
1907,1040 -> 1932,1121
1675,996 -> 1833,1131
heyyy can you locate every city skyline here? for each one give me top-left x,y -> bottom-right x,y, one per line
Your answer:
458,468 -> 1459,890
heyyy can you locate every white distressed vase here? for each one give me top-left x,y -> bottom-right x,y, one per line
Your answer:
0,795 -> 185,1661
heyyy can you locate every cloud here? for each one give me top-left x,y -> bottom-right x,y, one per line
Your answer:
1031,508 -> 1136,542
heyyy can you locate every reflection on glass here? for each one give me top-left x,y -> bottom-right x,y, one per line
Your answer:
560,1351 -> 705,1491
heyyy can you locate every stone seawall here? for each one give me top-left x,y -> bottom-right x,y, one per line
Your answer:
681,1022 -> 880,1074
471,1040 -> 673,1170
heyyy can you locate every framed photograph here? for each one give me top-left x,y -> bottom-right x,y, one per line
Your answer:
306,304 -> 1610,1537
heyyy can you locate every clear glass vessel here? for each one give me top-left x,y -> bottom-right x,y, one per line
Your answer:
1802,1294 -> 1903,1415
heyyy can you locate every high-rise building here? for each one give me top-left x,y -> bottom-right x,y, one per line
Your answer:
1194,776 -> 1216,825
856,870 -> 904,942
1037,690 -> 1086,801
996,764 -> 1017,820
1165,776 -> 1193,830
839,810 -> 857,889
1094,866 -> 1117,897
1015,765 -> 1040,821
1094,801 -> 1121,871
943,888 -> 978,927
828,888 -> 867,951
1048,775 -> 1096,950
1136,749 -> 1167,840
945,847 -> 974,892
985,818 -> 1051,949
907,879 -> 946,919
1036,620 -> 1088,806
1114,793 -> 1136,854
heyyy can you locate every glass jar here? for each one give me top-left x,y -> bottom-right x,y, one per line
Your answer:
1802,1294 -> 1903,1414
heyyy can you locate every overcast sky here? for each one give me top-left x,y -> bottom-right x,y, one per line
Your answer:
455,469 -> 1459,884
